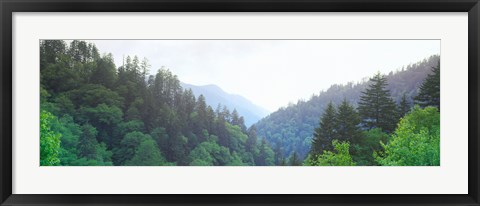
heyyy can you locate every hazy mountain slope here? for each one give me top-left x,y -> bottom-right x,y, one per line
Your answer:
255,55 -> 440,159
180,83 -> 270,126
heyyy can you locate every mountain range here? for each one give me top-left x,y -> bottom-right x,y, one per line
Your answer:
180,82 -> 270,126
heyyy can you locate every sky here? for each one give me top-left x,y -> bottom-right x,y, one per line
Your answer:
87,40 -> 439,112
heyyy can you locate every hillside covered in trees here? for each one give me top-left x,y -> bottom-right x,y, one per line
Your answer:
255,55 -> 440,162
40,40 -> 276,166
40,40 -> 440,166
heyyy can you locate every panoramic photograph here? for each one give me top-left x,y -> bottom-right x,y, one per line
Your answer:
40,40 -> 440,166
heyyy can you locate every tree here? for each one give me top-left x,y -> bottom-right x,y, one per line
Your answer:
78,123 -> 99,159
90,54 -> 117,89
140,57 -> 151,79
188,141 -> 242,166
246,125 -> 258,153
335,98 -> 362,144
40,40 -> 67,66
288,151 -> 302,166
125,137 -> 167,166
415,63 -> 440,110
358,72 -> 398,133
274,143 -> 283,165
40,110 -> 61,166
304,140 -> 356,166
113,131 -> 150,165
78,103 -> 123,148
375,106 -> 440,166
310,102 -> 337,155
398,93 -> 411,117
193,94 -> 208,137
231,109 -> 240,126
255,55 -> 440,160
352,128 -> 389,166
38,40 -> 285,166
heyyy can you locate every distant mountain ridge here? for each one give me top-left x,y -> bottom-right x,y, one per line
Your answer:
255,55 -> 440,159
180,82 -> 270,126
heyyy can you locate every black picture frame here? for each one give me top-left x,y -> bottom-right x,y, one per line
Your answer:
1,0 -> 479,205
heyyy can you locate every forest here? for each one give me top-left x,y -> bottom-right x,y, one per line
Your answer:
40,40 -> 440,166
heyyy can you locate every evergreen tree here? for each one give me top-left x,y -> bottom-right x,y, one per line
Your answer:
40,40 -> 67,66
358,72 -> 398,133
274,143 -> 283,165
78,124 -> 99,159
231,109 -> 240,126
398,93 -> 411,117
238,116 -> 247,132
256,138 -> 268,166
38,40 -> 292,166
336,98 -> 362,144
414,63 -> 440,110
140,57 -> 151,79
215,108 -> 230,148
246,125 -> 258,153
288,151 -> 302,166
125,137 -> 166,166
310,102 -> 337,155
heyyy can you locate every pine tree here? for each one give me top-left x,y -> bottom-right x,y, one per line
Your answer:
274,143 -> 283,165
358,72 -> 398,133
231,109 -> 240,126
414,63 -> 440,110
78,124 -> 99,159
399,93 -> 411,117
289,151 -> 302,166
336,98 -> 362,144
246,125 -> 258,153
311,102 -> 337,155
140,57 -> 151,79
256,138 -> 267,166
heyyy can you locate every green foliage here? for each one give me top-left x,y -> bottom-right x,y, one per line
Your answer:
358,72 -> 399,133
310,102 -> 337,155
415,62 -> 440,110
188,140 -> 246,166
78,123 -> 99,159
256,55 -> 440,160
40,110 -> 61,166
114,131 -> 150,165
398,93 -> 411,117
336,99 -> 362,144
68,84 -> 124,109
256,138 -> 275,166
125,137 -> 167,166
40,40 -> 439,167
375,106 -> 440,166
305,140 -> 356,166
352,128 -> 389,166
288,151 -> 302,166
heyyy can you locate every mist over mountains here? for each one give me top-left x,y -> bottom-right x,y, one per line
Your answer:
255,55 -> 440,159
180,82 -> 270,126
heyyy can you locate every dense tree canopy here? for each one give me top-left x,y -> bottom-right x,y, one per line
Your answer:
415,63 -> 440,110
375,106 -> 440,166
304,140 -> 356,166
40,40 -> 440,167
40,40 -> 274,166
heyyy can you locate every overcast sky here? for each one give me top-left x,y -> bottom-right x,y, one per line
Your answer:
87,40 -> 439,112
